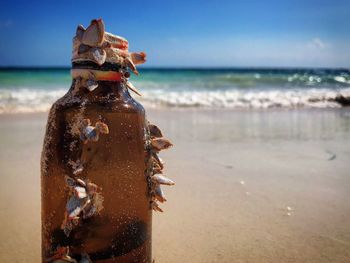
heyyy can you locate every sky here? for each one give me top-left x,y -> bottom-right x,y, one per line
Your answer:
0,0 -> 349,68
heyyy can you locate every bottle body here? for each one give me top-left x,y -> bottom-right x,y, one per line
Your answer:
41,82 -> 151,262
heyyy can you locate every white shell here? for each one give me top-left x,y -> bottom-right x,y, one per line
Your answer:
82,19 -> 104,46
86,79 -> 98,91
126,81 -> 141,96
74,186 -> 87,198
155,185 -> 166,203
125,57 -> 138,75
91,48 -> 106,66
68,205 -> 83,219
152,174 -> 175,186
76,178 -> 86,187
76,24 -> 85,41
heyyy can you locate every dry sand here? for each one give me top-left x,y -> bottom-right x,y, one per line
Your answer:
0,108 -> 350,262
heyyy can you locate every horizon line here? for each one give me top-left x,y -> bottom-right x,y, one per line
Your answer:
0,65 -> 349,71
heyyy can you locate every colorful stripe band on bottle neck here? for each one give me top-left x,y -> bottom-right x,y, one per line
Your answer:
71,68 -> 122,82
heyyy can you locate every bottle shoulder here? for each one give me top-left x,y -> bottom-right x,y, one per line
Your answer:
51,86 -> 145,115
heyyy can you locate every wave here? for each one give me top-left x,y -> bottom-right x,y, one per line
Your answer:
0,86 -> 350,113
140,88 -> 350,109
0,88 -> 66,113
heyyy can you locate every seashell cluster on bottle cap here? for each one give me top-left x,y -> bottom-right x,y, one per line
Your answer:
72,18 -> 146,72
71,19 -> 145,95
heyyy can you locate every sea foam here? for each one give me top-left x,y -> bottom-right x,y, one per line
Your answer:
139,88 -> 350,109
0,68 -> 349,113
0,87 -> 349,113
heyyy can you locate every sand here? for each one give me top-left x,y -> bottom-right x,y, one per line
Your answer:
0,108 -> 350,262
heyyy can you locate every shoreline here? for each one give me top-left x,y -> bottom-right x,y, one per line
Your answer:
0,105 -> 349,115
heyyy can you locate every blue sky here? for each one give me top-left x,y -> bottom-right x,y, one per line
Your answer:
0,0 -> 349,67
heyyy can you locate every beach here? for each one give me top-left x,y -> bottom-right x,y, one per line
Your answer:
0,108 -> 350,262
1,0 -> 350,260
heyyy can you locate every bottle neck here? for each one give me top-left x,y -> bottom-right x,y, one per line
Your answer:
97,81 -> 132,101
70,78 -> 133,102
71,68 -> 123,82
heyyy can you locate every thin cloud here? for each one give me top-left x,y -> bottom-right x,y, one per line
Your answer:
307,38 -> 327,49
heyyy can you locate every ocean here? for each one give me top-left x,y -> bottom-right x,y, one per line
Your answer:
0,67 -> 349,113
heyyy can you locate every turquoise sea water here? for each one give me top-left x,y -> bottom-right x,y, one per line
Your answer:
0,67 -> 349,113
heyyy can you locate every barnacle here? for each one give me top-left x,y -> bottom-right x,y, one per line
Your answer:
61,176 -> 103,237
145,122 -> 175,212
79,118 -> 109,144
71,19 -> 146,95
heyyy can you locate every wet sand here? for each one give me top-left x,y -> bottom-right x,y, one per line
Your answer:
0,108 -> 350,262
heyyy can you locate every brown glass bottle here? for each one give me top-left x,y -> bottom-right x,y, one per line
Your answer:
41,80 -> 152,262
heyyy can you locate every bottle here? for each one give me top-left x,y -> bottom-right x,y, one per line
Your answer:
41,19 -> 174,263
